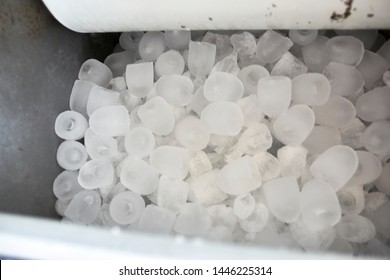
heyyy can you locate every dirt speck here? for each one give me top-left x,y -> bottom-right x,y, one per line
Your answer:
330,0 -> 354,21
367,13 -> 374,18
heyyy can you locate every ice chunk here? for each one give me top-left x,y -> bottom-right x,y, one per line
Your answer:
89,105 -> 130,137
376,163 -> 390,196
156,74 -> 194,106
239,203 -> 269,233
270,52 -> 308,79
263,177 -> 300,223
303,126 -> 341,155
125,62 -> 154,98
188,151 -> 212,177
349,151 -> 382,185
139,205 -> 176,233
302,36 -> 330,73
56,140 -> 88,171
204,72 -> 244,103
335,214 -> 376,243
257,76 -> 292,118
313,96 -> 356,128
356,87 -> 390,122
64,190 -> 101,224
84,129 -> 118,160
53,170 -> 83,201
137,96 -> 175,136
256,30 -> 293,63
337,185 -> 365,215
310,145 -> 358,191
104,51 -> 136,77
86,86 -> 121,116
273,105 -> 315,146
210,52 -> 240,76
78,59 -> 113,88
186,86 -> 209,116
217,156 -> 261,195
371,201 -> 390,239
120,157 -> 159,195
188,41 -> 216,77
157,175 -> 189,213
150,146 -> 189,180
252,152 -> 281,181
138,31 -> 166,61
362,120 -> 390,156
174,116 -> 210,151
233,193 -> 255,220
54,110 -> 88,140
288,30 -> 318,46
109,191 -> 145,225
237,95 -> 264,127
325,36 -> 364,66
202,32 -> 233,62
277,146 -> 307,178
201,101 -> 244,136
230,32 -> 257,57
340,118 -> 365,149
356,51 -> 390,88
78,159 -> 114,189
208,204 -> 237,233
124,127 -> 155,158
378,39 -> 390,63
300,179 -> 341,229
174,203 -> 212,236
109,77 -> 127,92
238,65 -> 269,95
69,80 -> 95,117
155,50 -> 185,78
164,30 -> 191,51
292,73 -> 330,106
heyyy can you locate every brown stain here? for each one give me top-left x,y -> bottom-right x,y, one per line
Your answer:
367,13 -> 374,18
330,0 -> 354,21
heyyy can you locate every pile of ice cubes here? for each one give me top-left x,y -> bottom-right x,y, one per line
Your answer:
53,29 -> 390,258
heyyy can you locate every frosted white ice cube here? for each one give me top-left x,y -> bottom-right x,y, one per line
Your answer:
356,87 -> 390,122
270,52 -> 308,79
288,30 -> 318,46
233,193 -> 255,220
302,36 -> 330,73
277,145 -> 307,178
313,96 -> 356,128
155,50 -> 185,78
84,128 -> 118,160
150,145 -> 189,180
119,32 -> 142,51
99,182 -> 126,204
356,50 -> 390,88
139,204 -> 176,233
89,105 -> 130,137
335,214 -> 376,243
238,65 -> 269,95
54,110 -> 88,140
86,86 -> 121,116
53,170 -> 83,201
155,74 -> 194,106
325,36 -> 364,66
186,86 -> 209,116
252,152 -> 281,181
124,127 -> 155,158
78,159 -> 114,189
69,80 -> 95,117
239,203 -> 269,233
349,151 -> 382,185
64,190 -> 101,224
109,76 -> 127,92
375,163 -> 390,196
109,191 -> 145,225
57,140 -> 88,171
164,30 -> 191,51
104,50 -> 136,77
210,52 -> 240,76
340,118 -> 365,149
363,120 -> 390,156
157,175 -> 189,213
310,145 -> 358,191
138,31 -> 166,61
55,199 -> 70,217
237,95 -> 264,127
257,76 -> 291,118
137,96 -> 175,136
188,41 -> 216,77
337,185 -> 365,215
303,126 -> 341,155
272,105 -> 315,146
256,30 -> 293,63
263,177 -> 300,223
174,203 -> 212,236
371,201 -> 390,239
78,59 -> 113,88
335,29 -> 378,49
230,32 -> 257,57
204,72 -> 243,102
174,116 -> 210,151
188,151 -> 212,177
208,204 -> 238,233
362,192 -> 389,219
125,62 -> 154,98
292,73 -> 330,106
202,32 -> 233,62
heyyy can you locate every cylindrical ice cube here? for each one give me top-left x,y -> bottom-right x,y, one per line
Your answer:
288,30 -> 318,46
188,41 -> 216,77
155,50 -> 185,78
337,185 -> 365,215
125,62 -> 154,98
64,190 -> 101,224
124,127 -> 155,158
54,110 -> 88,140
104,50 -> 136,77
362,120 -> 390,156
150,145 -> 189,180
53,170 -> 84,201
109,191 -> 145,225
155,74 -> 194,106
78,159 -> 115,190
349,151 -> 382,185
164,30 -> 191,51
291,73 -> 330,106
356,50 -> 390,88
78,59 -> 113,88
86,86 -> 121,116
356,87 -> 390,122
56,140 -> 88,171
84,128 -> 118,160
69,80 -> 95,117
89,105 -> 130,137
138,31 -> 166,61
174,116 -> 210,151
238,65 -> 269,95
325,36 -> 364,66
303,126 -> 341,155
255,30 -> 293,64
302,36 -> 330,73
204,72 -> 244,102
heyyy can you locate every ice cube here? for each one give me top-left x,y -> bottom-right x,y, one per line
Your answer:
256,30 -> 293,64
371,201 -> 390,239
125,62 -> 154,98
233,193 -> 255,219
210,53 -> 240,76
270,52 -> 308,79
109,191 -> 145,225
362,192 -> 389,219
109,77 -> 127,92
292,73 -> 330,106
327,237 -> 353,256
69,80 -> 95,117
54,110 -> 88,140
138,31 -> 166,61
119,32 -> 142,51
174,116 -> 210,151
164,30 -> 191,51
310,145 -> 358,191
94,203 -> 118,227
383,70 -> 390,87
56,140 -> 88,171
218,156 -> 261,195
349,151 -> 382,185
64,190 -> 101,224
202,32 -> 233,62
303,126 -> 341,155
78,159 -> 114,189
173,203 -> 212,236
356,87 -> 390,122
84,128 -> 118,160
302,36 -> 330,73
239,203 -> 269,233
335,214 -> 376,243
325,36 -> 364,66
238,65 -> 269,95
230,32 -> 257,57
139,204 -> 176,234
188,151 -> 212,177
89,105 -> 130,137
340,118 -> 365,149
150,145 -> 189,180
201,101 -> 244,136
378,39 -> 390,63
53,170 -> 84,201
155,74 -> 194,106
155,50 -> 185,78
78,59 -> 113,88
356,51 -> 390,88
257,76 -> 292,118
138,96 -> 175,136
188,41 -> 216,77
157,175 -> 189,213
104,51 -> 136,77
272,105 -> 315,146
208,204 -> 237,232
335,30 -> 378,50
376,162 -> 390,196
337,185 -> 365,215
124,127 -> 155,158
313,96 -> 356,128
277,145 -> 307,178
86,86 -> 121,116
263,177 -> 300,223
252,152 -> 281,181
120,156 -> 159,195
204,71 -> 244,102
55,199 -> 70,217
237,95 -> 264,127
99,182 -> 126,204
288,30 -> 318,46
362,120 -> 390,156
186,86 -> 209,116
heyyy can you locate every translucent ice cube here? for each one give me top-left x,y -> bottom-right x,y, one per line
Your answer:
252,152 -> 281,181
325,36 -> 364,66
139,204 -> 176,233
155,74 -> 194,106
54,110 -> 88,141
188,41 -> 216,77
84,128 -> 118,160
376,163 -> 390,196
335,29 -> 378,50
337,185 -> 365,215
188,151 -> 212,177
137,96 -> 175,136
69,80 -> 95,117
292,73 -> 330,106
53,170 -> 84,201
150,145 -> 189,180
383,70 -> 390,87
124,127 -> 155,159
64,190 -> 101,224
203,72 -> 243,102
202,32 -> 233,62
362,120 -> 390,156
155,50 -> 185,78
78,159 -> 114,189
310,145 -> 358,191
272,105 -> 315,146
186,86 -> 209,116
349,151 -> 382,185
78,59 -> 113,88
233,193 -> 255,220
256,30 -> 293,64
56,140 -> 88,171
157,175 -> 189,213
208,204 -> 238,233
340,118 -> 366,149
210,53 -> 240,76
109,191 -> 145,225
89,105 -> 130,137
335,214 -> 376,243
238,65 -> 269,95
313,96 -> 356,128
378,39 -> 390,63
239,203 -> 269,233
356,51 -> 390,88
86,86 -> 121,116
230,32 -> 257,57
371,201 -> 390,239
288,30 -> 318,46
263,177 -> 300,223
327,237 -> 353,256
201,101 -> 244,136
174,116 -> 210,151
164,30 -> 191,51
119,32 -> 142,51
302,36 -> 330,73
303,126 -> 341,155
138,31 -> 166,61
237,95 -> 264,127
125,62 -> 154,98
109,76 -> 127,92
257,76 -> 292,118
99,182 -> 126,204
362,192 -> 389,219
104,51 -> 136,77
173,203 -> 212,236
270,52 -> 308,79
55,199 -> 70,217
277,145 -> 307,178
356,87 -> 390,122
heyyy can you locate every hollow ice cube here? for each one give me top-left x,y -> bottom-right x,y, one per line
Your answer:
53,170 -> 84,201
157,175 -> 189,213
334,214 -> 376,244
138,31 -> 166,61
239,203 -> 269,233
54,110 -> 88,141
78,59 -> 113,88
150,145 -> 190,180
375,163 -> 390,196
337,185 -> 365,215
201,101 -> 244,136
303,126 -> 341,155
255,30 -> 293,64
252,152 -> 281,181
356,50 -> 390,88
356,87 -> 390,122
188,41 -> 216,77
137,96 -> 175,136
56,140 -> 88,171
69,80 -> 95,117
104,51 -> 136,77
173,203 -> 212,236
64,190 -> 101,224
291,73 -> 330,106
272,105 -> 315,146
233,193 -> 255,220
78,159 -> 114,189
313,96 -> 356,128
288,30 -> 318,46
204,72 -> 243,102
109,191 -> 145,225
84,128 -> 118,160
164,30 -> 191,51
238,65 -> 269,95
270,52 -> 308,79
277,145 -> 307,178
155,50 -> 185,78
349,151 -> 382,185
325,36 -> 364,66
257,76 -> 292,118
310,145 -> 358,191
125,62 -> 154,98
139,204 -> 176,234
262,176 -> 300,223
86,86 -> 121,116
156,74 -> 194,106
174,116 -> 210,151
89,105 -> 130,137
362,120 -> 390,156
